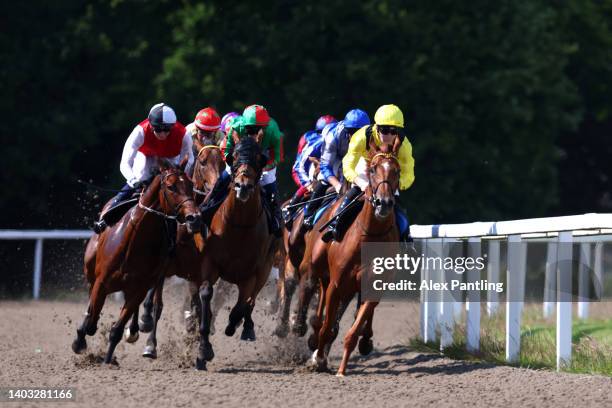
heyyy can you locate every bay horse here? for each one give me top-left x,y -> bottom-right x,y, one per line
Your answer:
72,159 -> 201,364
273,157 -> 334,338
134,139 -> 226,358
193,137 -> 277,370
307,138 -> 402,376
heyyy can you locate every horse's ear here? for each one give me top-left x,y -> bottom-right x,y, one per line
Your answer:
179,155 -> 189,171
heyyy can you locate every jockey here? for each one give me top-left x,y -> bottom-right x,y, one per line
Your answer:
93,103 -> 193,233
302,109 -> 371,229
283,115 -> 337,226
219,111 -> 240,154
290,115 -> 336,191
321,104 -> 414,243
186,107 -> 222,148
223,104 -> 284,236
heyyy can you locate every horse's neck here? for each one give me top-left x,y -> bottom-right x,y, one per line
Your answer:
357,197 -> 394,236
222,186 -> 262,226
131,176 -> 165,230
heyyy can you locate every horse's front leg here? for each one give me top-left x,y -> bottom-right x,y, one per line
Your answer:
196,279 -> 216,370
72,278 -> 107,354
138,287 -> 155,333
273,258 -> 297,338
337,301 -> 378,376
143,276 -> 165,358
124,307 -> 140,343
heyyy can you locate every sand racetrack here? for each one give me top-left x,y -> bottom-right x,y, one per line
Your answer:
0,280 -> 610,408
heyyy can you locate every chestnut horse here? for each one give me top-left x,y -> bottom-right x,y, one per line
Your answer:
72,160 -> 201,364
135,139 -> 226,358
193,137 -> 278,370
307,139 -> 402,376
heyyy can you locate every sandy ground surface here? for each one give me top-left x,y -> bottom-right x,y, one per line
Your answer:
0,281 -> 610,408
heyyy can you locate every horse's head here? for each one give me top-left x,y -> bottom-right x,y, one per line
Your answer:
231,137 -> 267,202
158,158 -> 201,233
192,138 -> 224,198
367,135 -> 401,219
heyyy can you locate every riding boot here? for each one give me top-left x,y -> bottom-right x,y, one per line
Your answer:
262,183 -> 282,237
394,205 -> 414,252
282,192 -> 303,229
92,183 -> 135,234
321,186 -> 361,243
303,182 -> 328,230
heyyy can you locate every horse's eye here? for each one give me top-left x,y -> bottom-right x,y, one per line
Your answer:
369,167 -> 375,174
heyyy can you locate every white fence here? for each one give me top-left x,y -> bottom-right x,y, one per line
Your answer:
411,213 -> 611,370
0,229 -> 92,299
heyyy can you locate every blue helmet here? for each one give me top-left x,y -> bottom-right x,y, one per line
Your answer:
343,109 -> 370,129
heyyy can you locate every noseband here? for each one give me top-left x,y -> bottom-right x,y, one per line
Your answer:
138,170 -> 195,221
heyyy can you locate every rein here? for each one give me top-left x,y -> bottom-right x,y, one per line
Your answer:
137,171 -> 195,222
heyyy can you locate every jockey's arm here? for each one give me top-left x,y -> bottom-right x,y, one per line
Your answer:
120,125 -> 145,186
341,127 -> 367,188
319,128 -> 341,191
398,138 -> 415,190
295,143 -> 314,187
179,128 -> 194,175
264,120 -> 282,170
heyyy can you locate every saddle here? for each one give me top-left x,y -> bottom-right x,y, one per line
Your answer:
100,197 -> 140,226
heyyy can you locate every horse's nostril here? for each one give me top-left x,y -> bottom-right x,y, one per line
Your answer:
186,214 -> 196,222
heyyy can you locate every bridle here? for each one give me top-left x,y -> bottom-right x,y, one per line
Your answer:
193,145 -> 222,196
367,152 -> 400,205
138,170 -> 195,222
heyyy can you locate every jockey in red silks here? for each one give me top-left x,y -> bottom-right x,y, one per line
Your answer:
93,103 -> 193,233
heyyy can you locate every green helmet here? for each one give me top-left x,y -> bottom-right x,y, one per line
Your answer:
242,104 -> 271,126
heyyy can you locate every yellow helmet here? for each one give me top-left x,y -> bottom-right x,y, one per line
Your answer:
374,104 -> 404,128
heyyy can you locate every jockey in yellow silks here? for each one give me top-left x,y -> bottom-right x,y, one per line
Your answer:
321,104 -> 415,243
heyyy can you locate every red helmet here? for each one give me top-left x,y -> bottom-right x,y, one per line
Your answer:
315,115 -> 337,132
194,107 -> 221,131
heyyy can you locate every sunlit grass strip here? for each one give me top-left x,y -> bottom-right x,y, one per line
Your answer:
410,316 -> 612,376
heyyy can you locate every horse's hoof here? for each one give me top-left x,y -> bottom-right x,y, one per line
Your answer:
225,325 -> 236,337
358,337 -> 374,356
307,333 -> 318,352
124,327 -> 139,344
309,349 -> 328,372
139,315 -> 154,333
71,338 -> 87,354
240,327 -> 256,341
142,345 -> 157,359
335,372 -> 346,378
184,313 -> 197,334
272,323 -> 289,338
200,342 -> 215,362
291,322 -> 307,337
195,358 -> 207,371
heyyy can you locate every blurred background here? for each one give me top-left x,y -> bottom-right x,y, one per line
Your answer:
1,0 -> 612,296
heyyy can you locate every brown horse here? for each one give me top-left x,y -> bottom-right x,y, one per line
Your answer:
72,160 -> 201,364
307,139 -> 402,376
134,139 -> 226,358
273,194 -> 335,337
193,137 -> 277,370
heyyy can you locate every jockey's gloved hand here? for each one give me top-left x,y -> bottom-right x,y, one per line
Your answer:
127,178 -> 143,190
